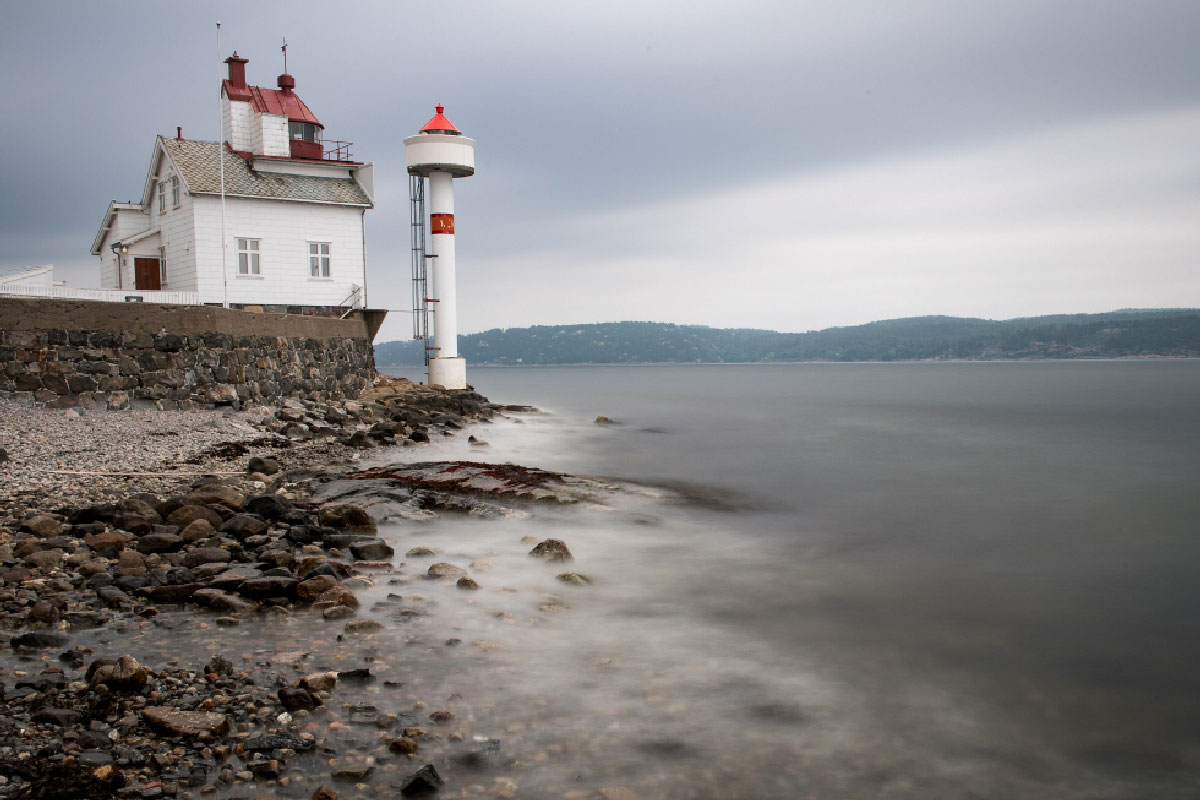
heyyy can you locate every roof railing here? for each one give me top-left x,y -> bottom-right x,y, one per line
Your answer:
324,140 -> 353,162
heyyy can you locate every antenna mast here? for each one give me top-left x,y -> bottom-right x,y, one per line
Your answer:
282,37 -> 288,73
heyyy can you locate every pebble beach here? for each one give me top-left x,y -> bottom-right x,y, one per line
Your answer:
0,378 -> 578,800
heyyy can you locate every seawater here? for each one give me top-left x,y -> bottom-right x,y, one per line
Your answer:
378,361 -> 1200,798
31,361 -> 1197,799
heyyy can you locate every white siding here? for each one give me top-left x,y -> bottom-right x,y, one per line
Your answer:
224,97 -> 255,152
190,195 -> 366,306
259,113 -> 289,158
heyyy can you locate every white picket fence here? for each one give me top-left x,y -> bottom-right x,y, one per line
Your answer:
0,284 -> 199,305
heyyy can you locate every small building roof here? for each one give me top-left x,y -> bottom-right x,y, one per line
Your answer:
160,137 -> 372,207
223,80 -> 322,127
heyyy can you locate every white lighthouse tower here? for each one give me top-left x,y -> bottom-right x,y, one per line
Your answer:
405,105 -> 475,390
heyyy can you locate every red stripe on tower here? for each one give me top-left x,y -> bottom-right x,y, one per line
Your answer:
431,213 -> 455,235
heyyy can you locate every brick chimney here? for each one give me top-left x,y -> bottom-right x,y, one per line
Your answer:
225,52 -> 249,88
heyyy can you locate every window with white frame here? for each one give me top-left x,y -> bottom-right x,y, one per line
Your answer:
171,175 -> 180,207
237,238 -> 261,275
159,246 -> 167,284
158,182 -> 166,213
309,242 -> 330,278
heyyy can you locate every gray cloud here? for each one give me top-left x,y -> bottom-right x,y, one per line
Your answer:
3,0 -> 1198,343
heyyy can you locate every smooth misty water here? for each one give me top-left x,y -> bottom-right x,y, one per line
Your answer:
24,361 -> 1196,799
381,360 -> 1200,798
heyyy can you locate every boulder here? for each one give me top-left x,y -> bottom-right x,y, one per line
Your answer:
529,539 -> 573,562
220,514 -> 269,539
113,499 -> 161,534
427,562 -> 467,580
20,513 -> 63,537
406,546 -> 436,558
182,547 -> 231,568
247,456 -> 281,475
26,600 -> 61,626
84,530 -> 128,551
399,764 -> 443,796
136,533 -> 184,554
317,586 -> 359,608
556,572 -> 591,585
192,588 -> 257,614
89,655 -> 149,692
179,518 -> 216,542
349,539 -> 394,560
239,576 -> 298,599
297,575 -> 339,601
245,494 -> 292,520
140,583 -> 202,604
277,687 -> 318,711
167,504 -> 224,529
287,524 -> 334,546
183,484 -> 246,511
456,577 -> 481,591
318,504 -> 378,533
11,631 -> 68,649
299,671 -> 338,692
142,707 -> 230,737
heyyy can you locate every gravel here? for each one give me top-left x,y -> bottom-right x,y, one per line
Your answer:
0,397 -> 269,513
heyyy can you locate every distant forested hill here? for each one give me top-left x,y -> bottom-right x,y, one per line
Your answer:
373,310 -> 1200,367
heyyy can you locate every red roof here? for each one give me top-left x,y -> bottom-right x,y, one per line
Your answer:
420,105 -> 459,133
223,80 -> 322,128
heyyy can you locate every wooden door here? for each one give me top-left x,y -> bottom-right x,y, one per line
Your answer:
134,258 -> 161,291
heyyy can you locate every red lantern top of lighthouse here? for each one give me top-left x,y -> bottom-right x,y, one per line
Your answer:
420,105 -> 462,136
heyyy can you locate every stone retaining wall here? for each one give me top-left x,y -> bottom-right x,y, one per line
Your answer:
0,297 -> 387,409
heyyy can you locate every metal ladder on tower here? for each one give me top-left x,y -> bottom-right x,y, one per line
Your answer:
409,174 -> 430,353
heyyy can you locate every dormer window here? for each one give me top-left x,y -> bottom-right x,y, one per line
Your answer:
289,122 -> 321,143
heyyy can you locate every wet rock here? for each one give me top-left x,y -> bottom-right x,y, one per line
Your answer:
345,619 -> 383,633
244,733 -> 315,752
399,764 -> 443,796
141,582 -> 203,604
427,562 -> 467,580
26,600 -> 62,626
390,736 -> 419,755
332,764 -> 374,782
556,572 -> 591,585
323,605 -> 356,621
247,456 -> 281,475
192,588 -> 257,613
220,513 -> 268,539
25,549 -> 64,571
166,504 -> 224,529
595,415 -> 618,424
205,655 -> 233,675
429,710 -> 454,723
136,533 -> 184,554
312,788 -> 339,800
143,706 -> 230,737
529,538 -> 573,562
184,484 -> 246,510
318,503 -> 378,533
115,549 -> 147,577
297,575 -> 339,600
287,524 -> 335,546
96,585 -> 132,608
277,687 -> 319,711
337,668 -> 373,682
406,546 -> 436,557
456,576 -> 481,591
208,565 -> 263,591
408,430 -> 430,444
246,493 -> 292,520
350,539 -> 394,560
299,671 -> 338,692
89,655 -> 149,691
21,513 -> 64,537
11,631 -> 68,649
239,576 -> 298,599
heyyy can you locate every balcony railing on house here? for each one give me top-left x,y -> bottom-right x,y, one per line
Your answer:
0,284 -> 199,305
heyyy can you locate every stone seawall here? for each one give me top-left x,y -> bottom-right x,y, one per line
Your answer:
0,297 -> 386,409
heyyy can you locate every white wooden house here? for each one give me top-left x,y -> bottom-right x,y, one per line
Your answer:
91,53 -> 374,313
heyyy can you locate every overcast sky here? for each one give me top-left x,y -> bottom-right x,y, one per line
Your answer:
3,1 -> 1198,343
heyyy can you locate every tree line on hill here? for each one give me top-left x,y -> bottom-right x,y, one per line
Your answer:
373,310 -> 1200,367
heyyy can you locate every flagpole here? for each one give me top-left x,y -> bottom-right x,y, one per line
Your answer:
216,21 -> 230,308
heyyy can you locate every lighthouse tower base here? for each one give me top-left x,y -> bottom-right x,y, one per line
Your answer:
428,357 -> 467,390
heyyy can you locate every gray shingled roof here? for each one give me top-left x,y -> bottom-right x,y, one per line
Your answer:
160,137 -> 372,207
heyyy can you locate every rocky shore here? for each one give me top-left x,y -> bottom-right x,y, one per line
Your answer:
0,376 -> 588,800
